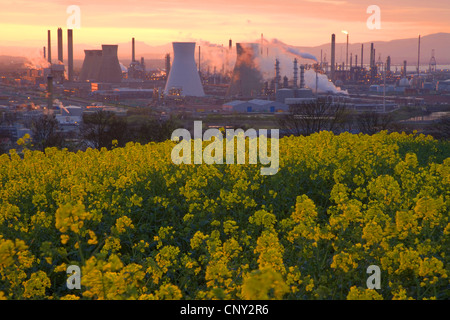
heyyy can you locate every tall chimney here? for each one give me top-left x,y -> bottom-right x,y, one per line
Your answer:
275,59 -> 280,91
370,43 -> 374,68
293,58 -> 298,88
43,46 -> 46,59
132,37 -> 136,62
47,75 -> 53,109
67,29 -> 73,82
300,64 -> 305,89
387,56 -> 391,73
57,28 -> 63,62
417,34 -> 421,75
403,60 -> 407,78
47,30 -> 52,64
331,34 -> 336,81
229,39 -> 232,50
361,44 -> 364,69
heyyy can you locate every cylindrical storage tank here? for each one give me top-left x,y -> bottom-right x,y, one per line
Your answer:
164,42 -> 205,97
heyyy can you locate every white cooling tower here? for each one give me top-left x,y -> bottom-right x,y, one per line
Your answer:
164,42 -> 205,97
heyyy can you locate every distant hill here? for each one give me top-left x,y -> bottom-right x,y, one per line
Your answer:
296,33 -> 450,66
2,33 -> 450,70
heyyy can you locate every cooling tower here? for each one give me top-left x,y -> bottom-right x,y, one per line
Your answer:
227,43 -> 263,97
97,45 -> 123,83
79,50 -> 103,82
164,42 -> 205,97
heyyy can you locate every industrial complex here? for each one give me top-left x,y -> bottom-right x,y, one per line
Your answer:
1,27 -> 450,150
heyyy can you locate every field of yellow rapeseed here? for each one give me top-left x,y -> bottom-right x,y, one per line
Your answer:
0,131 -> 448,300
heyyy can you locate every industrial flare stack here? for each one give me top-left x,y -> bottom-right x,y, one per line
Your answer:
164,42 -> 205,97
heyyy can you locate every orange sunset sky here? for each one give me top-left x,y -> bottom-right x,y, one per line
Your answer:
1,0 -> 450,50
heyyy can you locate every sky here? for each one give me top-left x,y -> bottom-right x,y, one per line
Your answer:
1,0 -> 450,51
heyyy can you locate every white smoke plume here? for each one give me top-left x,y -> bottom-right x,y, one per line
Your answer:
23,48 -> 50,69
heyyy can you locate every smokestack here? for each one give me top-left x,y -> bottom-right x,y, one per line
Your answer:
132,37 -> 136,62
67,29 -> 73,82
229,39 -> 232,50
293,58 -> 298,88
47,30 -> 52,64
300,64 -> 305,89
361,44 -> 364,69
47,75 -> 53,109
417,34 -> 421,75
355,55 -> 358,68
275,59 -> 280,91
57,27 -> 63,62
387,56 -> 391,73
43,46 -> 46,59
346,33 -> 349,70
350,53 -> 353,69
403,60 -> 407,78
331,34 -> 336,81
370,43 -> 374,68
141,57 -> 145,71
261,33 -> 263,55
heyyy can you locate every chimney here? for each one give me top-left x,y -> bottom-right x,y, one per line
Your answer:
370,43 -> 374,68
47,75 -> 53,109
275,59 -> 280,91
141,57 -> 145,71
417,34 -> 421,75
47,30 -> 52,64
57,27 -> 63,62
300,64 -> 305,89
67,29 -> 73,82
43,46 -> 46,60
361,44 -> 364,69
132,37 -> 136,62
331,34 -> 336,81
387,56 -> 391,73
293,58 -> 298,88
229,39 -> 232,50
403,60 -> 407,78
